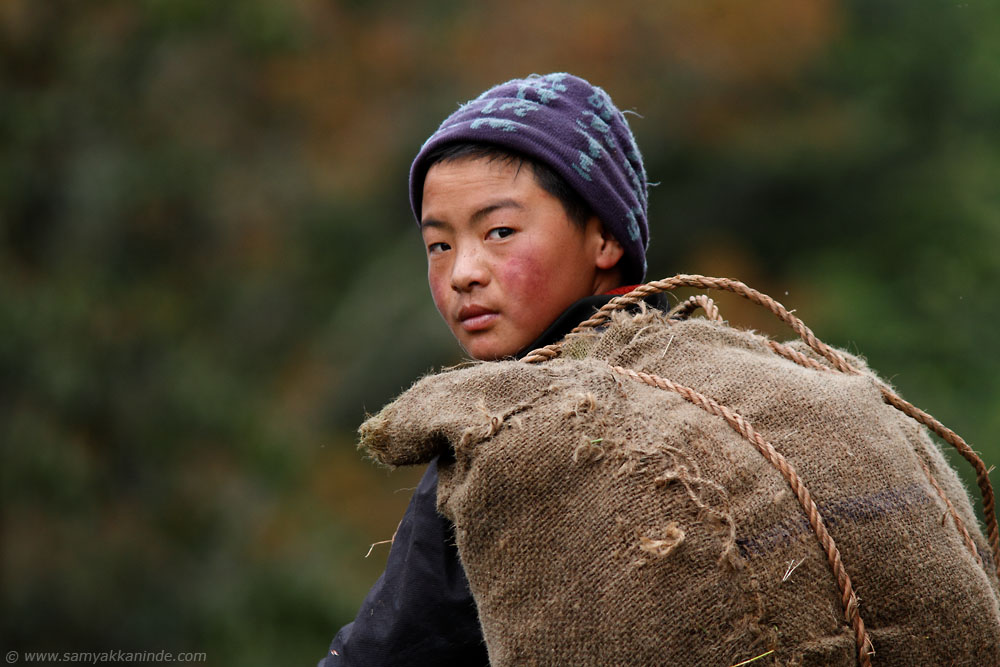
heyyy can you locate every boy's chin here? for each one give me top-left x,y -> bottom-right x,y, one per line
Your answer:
460,335 -> 524,362
464,346 -> 513,362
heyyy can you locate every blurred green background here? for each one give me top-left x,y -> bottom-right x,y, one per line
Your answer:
3,1 -> 998,664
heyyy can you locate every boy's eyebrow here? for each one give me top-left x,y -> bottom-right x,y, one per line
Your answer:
470,198 -> 523,223
419,218 -> 449,231
421,199 -> 524,230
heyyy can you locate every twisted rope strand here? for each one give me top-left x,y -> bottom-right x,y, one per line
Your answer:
767,340 -> 833,373
610,365 -> 873,666
669,294 -> 723,323
521,342 -> 561,364
879,390 -> 999,575
918,457 -> 985,568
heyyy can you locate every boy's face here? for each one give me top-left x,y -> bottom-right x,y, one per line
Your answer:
420,156 -> 623,360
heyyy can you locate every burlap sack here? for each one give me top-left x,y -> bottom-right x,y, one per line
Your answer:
360,308 -> 1000,666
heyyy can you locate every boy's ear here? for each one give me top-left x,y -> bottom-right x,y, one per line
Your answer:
590,218 -> 624,270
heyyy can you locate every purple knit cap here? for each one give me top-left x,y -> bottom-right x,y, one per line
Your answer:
409,72 -> 649,284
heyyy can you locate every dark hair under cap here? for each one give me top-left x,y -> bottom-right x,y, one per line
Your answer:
409,72 -> 650,284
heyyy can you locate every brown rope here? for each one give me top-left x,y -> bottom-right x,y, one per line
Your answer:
669,294 -> 723,323
917,457 -> 985,568
609,365 -> 873,666
768,338 -> 987,569
528,275 -> 856,374
876,390 -> 998,574
523,275 -> 1000,578
767,340 -> 833,373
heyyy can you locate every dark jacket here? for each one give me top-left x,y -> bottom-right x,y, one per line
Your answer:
319,291 -> 663,666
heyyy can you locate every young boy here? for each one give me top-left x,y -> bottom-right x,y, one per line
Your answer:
319,72 -> 652,666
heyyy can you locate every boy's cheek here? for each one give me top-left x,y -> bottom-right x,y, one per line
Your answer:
497,254 -> 545,298
426,266 -> 450,313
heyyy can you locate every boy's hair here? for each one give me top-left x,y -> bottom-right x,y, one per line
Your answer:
409,73 -> 650,284
420,141 -> 594,229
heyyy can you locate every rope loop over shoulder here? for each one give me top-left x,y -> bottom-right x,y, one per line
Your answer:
522,274 -> 999,666
523,274 -> 999,579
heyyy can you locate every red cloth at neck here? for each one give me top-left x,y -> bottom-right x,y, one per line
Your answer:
604,284 -> 640,296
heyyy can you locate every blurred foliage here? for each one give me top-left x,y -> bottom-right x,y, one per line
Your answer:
2,0 -> 998,664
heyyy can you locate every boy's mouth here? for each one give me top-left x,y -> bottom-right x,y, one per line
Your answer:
457,305 -> 499,332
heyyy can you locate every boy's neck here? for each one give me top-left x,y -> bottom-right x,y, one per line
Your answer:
514,285 -> 658,359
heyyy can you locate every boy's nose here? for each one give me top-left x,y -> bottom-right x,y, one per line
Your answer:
450,247 -> 489,292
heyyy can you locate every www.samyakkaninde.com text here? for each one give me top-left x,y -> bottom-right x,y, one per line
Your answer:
6,650 -> 207,664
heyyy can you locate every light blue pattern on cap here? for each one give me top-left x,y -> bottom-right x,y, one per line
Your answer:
469,118 -> 519,132
572,151 -> 595,181
575,128 -> 605,159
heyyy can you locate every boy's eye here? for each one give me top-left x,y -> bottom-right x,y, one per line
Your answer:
487,227 -> 514,240
427,241 -> 451,254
